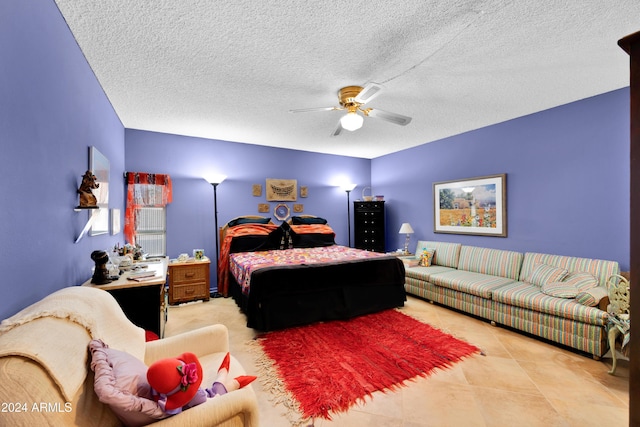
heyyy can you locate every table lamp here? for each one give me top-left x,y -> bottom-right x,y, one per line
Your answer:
398,223 -> 414,254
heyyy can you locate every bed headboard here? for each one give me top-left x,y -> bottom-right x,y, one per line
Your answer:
220,215 -> 335,253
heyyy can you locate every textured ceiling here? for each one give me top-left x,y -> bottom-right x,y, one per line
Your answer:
54,0 -> 639,159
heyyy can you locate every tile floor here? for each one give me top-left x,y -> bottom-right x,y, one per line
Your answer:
164,295 -> 629,427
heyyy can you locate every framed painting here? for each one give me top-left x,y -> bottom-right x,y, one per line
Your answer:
433,174 -> 507,237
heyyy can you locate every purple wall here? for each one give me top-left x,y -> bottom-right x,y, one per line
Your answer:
1,0 -> 630,321
0,0 -> 125,320
374,88 -> 630,271
125,129 -> 371,288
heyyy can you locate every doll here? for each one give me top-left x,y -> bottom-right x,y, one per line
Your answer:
147,352 -> 256,415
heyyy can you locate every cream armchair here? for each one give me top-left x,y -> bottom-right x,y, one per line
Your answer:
0,286 -> 259,427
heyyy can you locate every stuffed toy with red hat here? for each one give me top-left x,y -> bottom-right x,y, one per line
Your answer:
147,352 -> 256,416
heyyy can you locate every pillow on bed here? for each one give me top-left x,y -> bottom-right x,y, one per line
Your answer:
291,216 -> 328,225
227,216 -> 271,227
89,340 -> 167,427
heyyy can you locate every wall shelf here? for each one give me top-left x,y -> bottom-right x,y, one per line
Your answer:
74,208 -> 99,243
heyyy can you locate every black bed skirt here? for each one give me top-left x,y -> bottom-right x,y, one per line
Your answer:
228,255 -> 406,331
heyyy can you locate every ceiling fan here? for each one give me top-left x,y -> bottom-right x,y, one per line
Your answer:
289,82 -> 412,136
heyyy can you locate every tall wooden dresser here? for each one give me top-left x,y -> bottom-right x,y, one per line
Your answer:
353,201 -> 385,252
168,259 -> 211,305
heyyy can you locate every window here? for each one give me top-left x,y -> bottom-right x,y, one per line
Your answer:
134,207 -> 166,256
124,172 -> 172,255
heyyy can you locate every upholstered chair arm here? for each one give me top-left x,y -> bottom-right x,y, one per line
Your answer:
144,324 -> 230,365
150,386 -> 259,427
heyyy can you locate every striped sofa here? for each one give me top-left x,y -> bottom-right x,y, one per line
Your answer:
404,241 -> 619,357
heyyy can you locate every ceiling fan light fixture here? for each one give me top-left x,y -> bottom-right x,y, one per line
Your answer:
340,111 -> 364,131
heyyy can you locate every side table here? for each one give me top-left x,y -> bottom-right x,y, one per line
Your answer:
168,258 -> 211,305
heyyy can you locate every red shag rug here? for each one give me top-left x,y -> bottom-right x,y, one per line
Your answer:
252,309 -> 480,425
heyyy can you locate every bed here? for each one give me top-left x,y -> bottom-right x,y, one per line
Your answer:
218,215 -> 406,331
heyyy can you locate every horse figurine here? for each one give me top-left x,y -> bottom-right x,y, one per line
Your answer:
77,170 -> 99,208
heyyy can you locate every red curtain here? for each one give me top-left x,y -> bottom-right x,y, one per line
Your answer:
124,172 -> 173,245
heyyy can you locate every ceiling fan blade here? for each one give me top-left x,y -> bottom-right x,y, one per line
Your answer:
289,106 -> 338,113
331,121 -> 343,137
367,108 -> 412,126
354,82 -> 383,104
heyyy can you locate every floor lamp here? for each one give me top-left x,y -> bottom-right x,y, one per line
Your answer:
206,175 -> 226,296
342,183 -> 356,247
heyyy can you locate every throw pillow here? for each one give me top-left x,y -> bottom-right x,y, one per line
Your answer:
227,216 -> 271,227
291,216 -> 328,225
527,263 -> 568,287
541,282 -> 579,298
419,248 -> 436,267
575,286 -> 609,307
89,340 -> 167,427
562,271 -> 598,292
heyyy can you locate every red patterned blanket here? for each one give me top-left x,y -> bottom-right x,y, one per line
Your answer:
230,246 -> 386,295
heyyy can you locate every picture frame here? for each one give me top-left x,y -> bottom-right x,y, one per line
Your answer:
433,174 -> 507,237
110,208 -> 121,235
89,146 -> 110,236
266,178 -> 297,201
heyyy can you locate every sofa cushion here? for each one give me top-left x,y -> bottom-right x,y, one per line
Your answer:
492,282 -> 607,325
457,246 -> 523,280
562,271 -> 598,292
541,281 -> 578,298
519,252 -> 619,288
526,263 -> 568,287
414,241 -> 461,268
427,270 -> 516,299
575,286 -> 609,307
404,265 -> 457,283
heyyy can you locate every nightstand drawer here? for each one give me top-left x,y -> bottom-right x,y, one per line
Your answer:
172,283 -> 208,302
171,265 -> 207,283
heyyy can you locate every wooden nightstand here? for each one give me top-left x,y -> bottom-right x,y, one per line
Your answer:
168,259 -> 210,305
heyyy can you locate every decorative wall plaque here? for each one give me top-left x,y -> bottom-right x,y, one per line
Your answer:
300,186 -> 308,198
293,204 -> 304,213
266,178 -> 297,201
274,203 -> 290,221
258,203 -> 269,213
252,184 -> 262,197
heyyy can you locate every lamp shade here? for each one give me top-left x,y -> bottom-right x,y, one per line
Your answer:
340,112 -> 364,131
205,174 -> 227,185
341,183 -> 356,192
398,223 -> 414,234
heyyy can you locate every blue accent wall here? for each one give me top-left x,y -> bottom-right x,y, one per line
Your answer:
1,0 -> 124,320
374,88 -> 630,271
0,0 -> 631,321
125,129 -> 371,287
